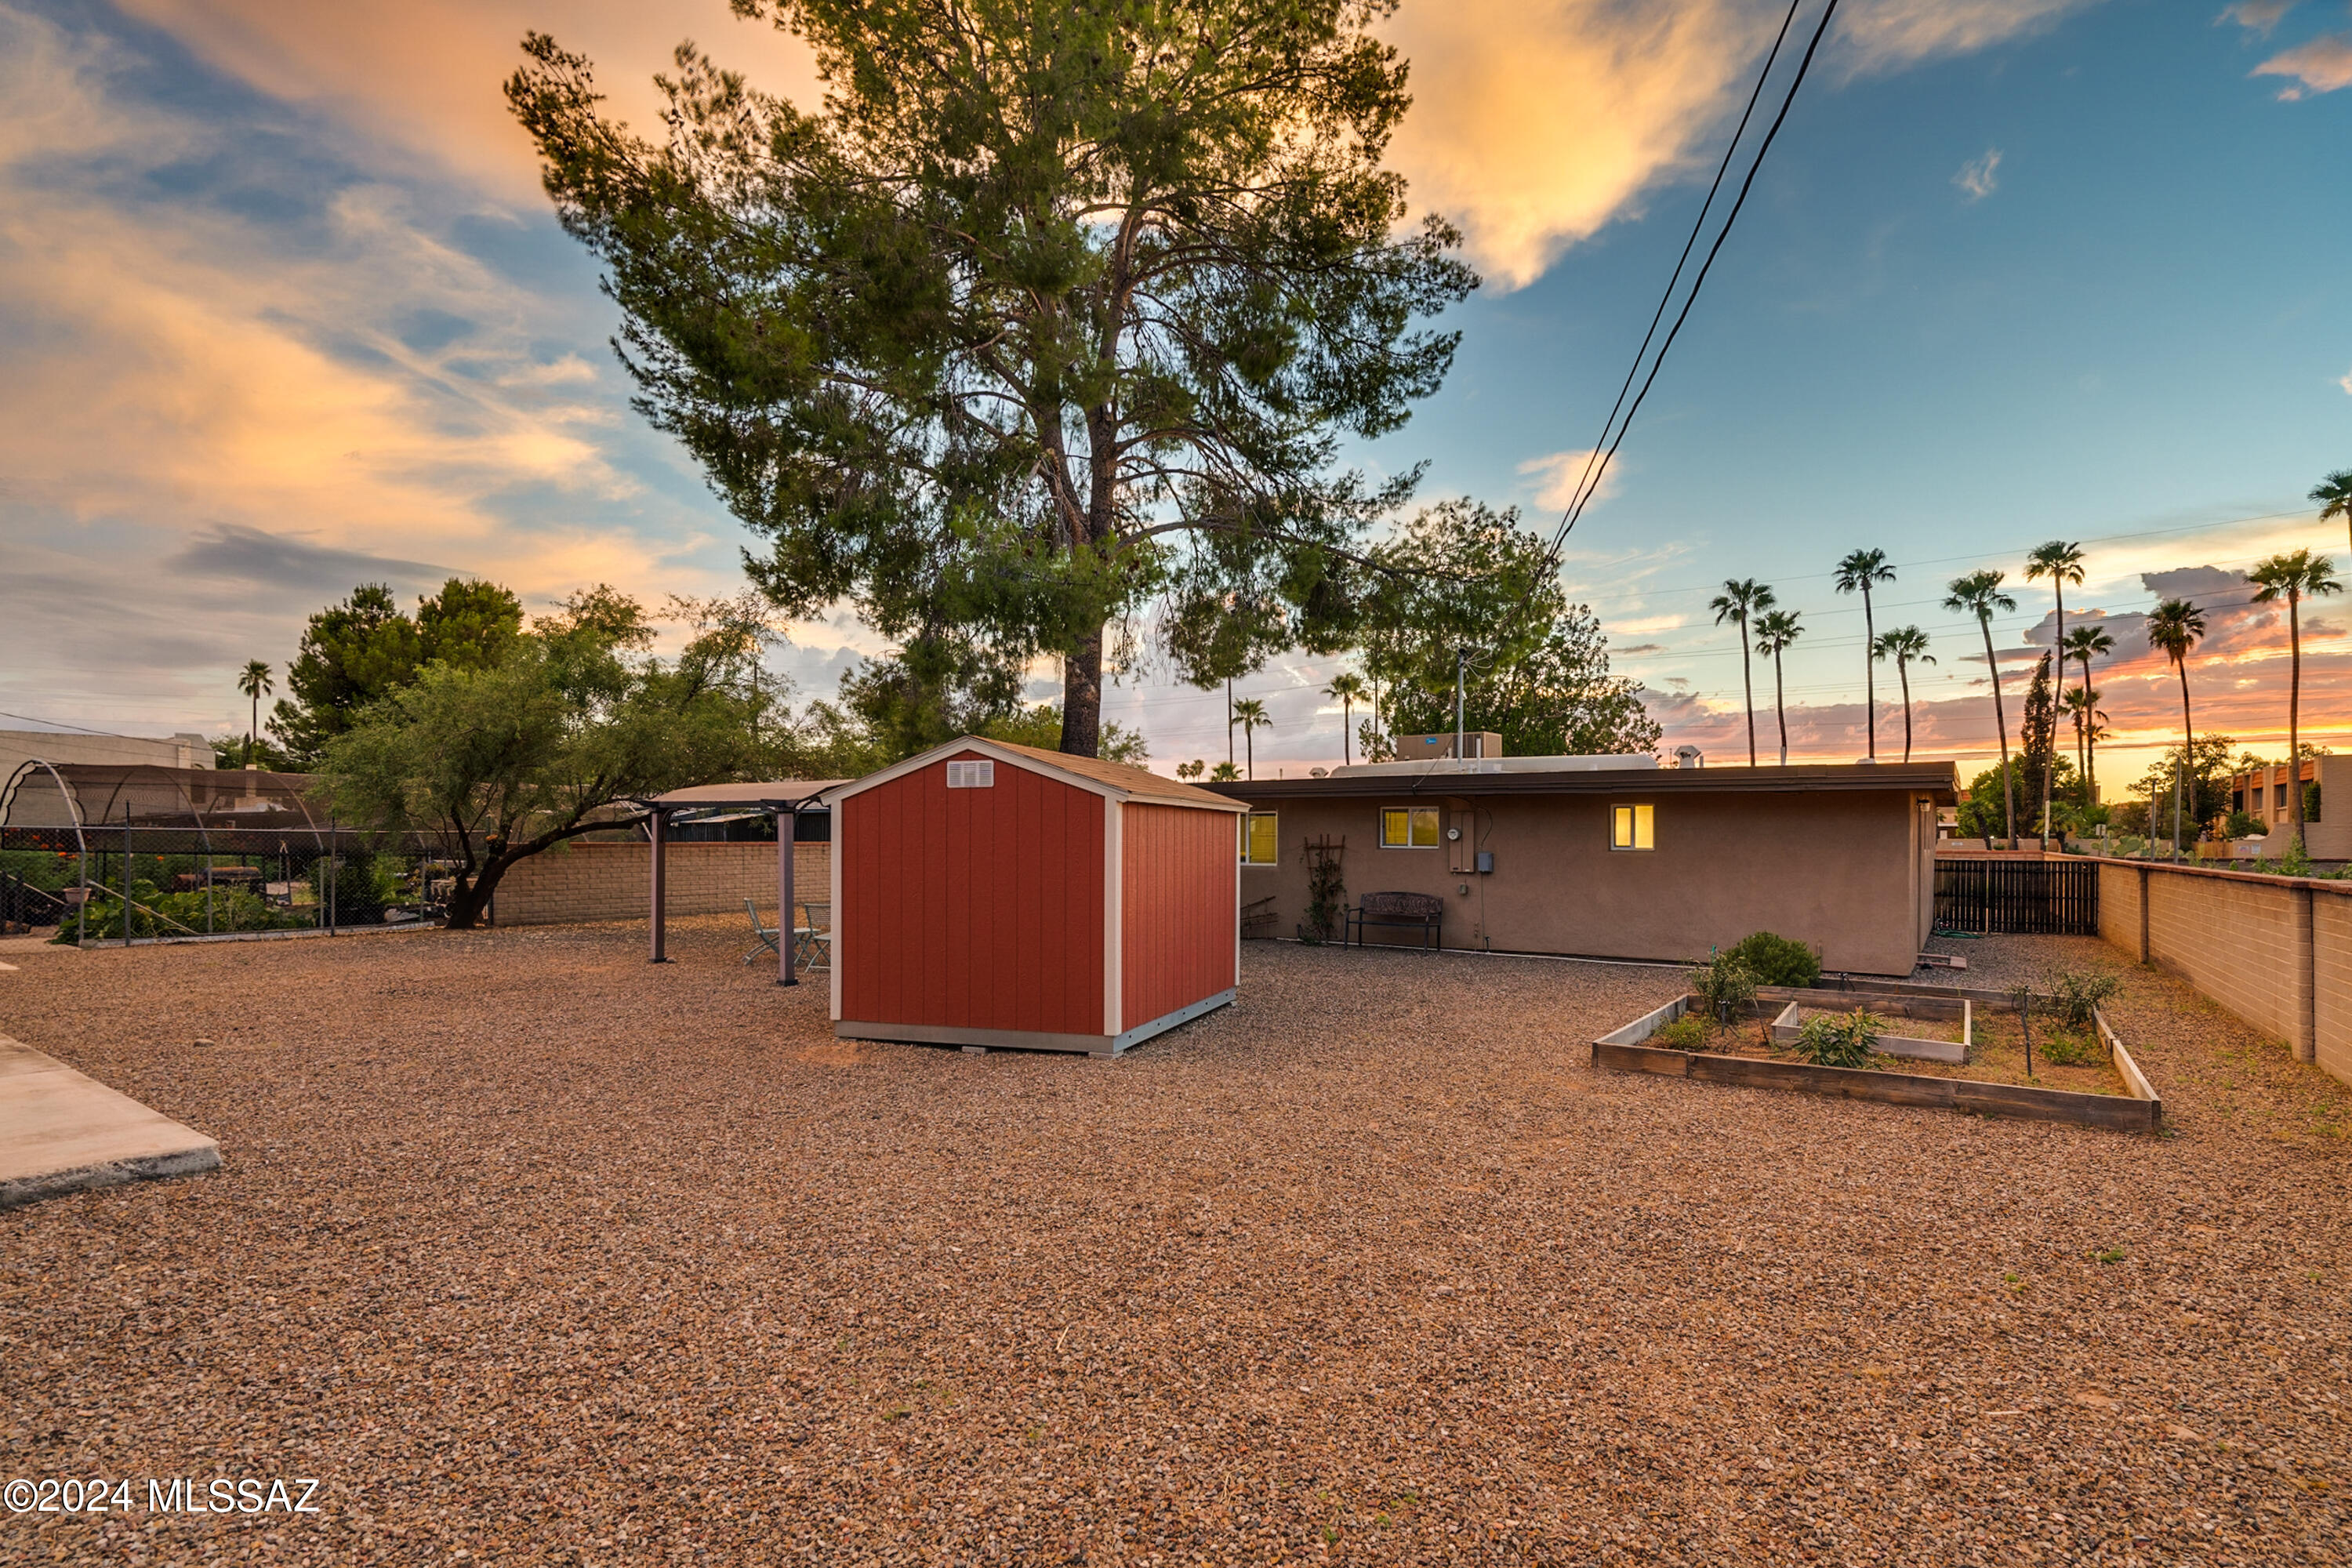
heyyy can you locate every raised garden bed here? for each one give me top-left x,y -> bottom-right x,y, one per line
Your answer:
1592,986 -> 2161,1132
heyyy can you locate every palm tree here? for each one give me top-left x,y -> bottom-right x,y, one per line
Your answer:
1708,579 -> 1777,766
2143,598 -> 2207,796
2247,549 -> 2343,852
2024,541 -> 2085,848
1176,759 -> 1206,781
1208,760 -> 1241,782
1323,671 -> 1370,767
1869,626 -> 1934,763
2314,469 -> 2352,560
1944,571 -> 2020,848
2060,624 -> 2114,805
1230,697 -> 1272,780
2060,685 -> 2107,806
1833,549 -> 1896,759
1753,609 -> 1803,765
236,659 -> 274,768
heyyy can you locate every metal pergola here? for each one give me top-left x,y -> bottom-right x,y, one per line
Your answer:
637,779 -> 847,985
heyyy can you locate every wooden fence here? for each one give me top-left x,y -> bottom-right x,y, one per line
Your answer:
1935,857 -> 2100,935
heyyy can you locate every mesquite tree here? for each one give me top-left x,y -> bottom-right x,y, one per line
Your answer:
507,1 -> 1475,756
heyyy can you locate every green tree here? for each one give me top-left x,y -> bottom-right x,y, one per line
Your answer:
2019,651 -> 2060,837
1869,626 -> 1933,764
1175,759 -> 1205,782
270,579 -> 524,765
2024,541 -> 2085,848
1944,570 -> 2020,848
2060,623 -> 2114,804
1323,671 -> 1370,766
2132,734 -> 2236,848
1209,760 -> 1241,782
2247,548 -> 2343,853
1753,608 -> 1803,766
507,2 -> 1475,759
2313,469 -> 2352,560
2060,684 -> 2107,808
318,587 -> 764,929
1708,579 -> 1777,767
1833,549 -> 1895,759
981,702 -> 1149,764
1357,499 -> 1657,758
236,659 -> 273,769
1229,698 -> 1272,780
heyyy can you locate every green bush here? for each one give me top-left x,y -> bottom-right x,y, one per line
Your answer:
1651,1014 -> 1709,1051
1791,1009 -> 1883,1069
2048,970 -> 2121,1031
1689,953 -> 1759,1025
1728,931 -> 1821,989
54,886 -> 311,942
2040,1031 -> 2104,1067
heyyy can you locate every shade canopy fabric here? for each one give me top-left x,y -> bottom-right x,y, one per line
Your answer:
647,780 -> 848,810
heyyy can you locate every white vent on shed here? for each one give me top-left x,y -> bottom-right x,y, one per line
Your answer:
946,760 -> 995,789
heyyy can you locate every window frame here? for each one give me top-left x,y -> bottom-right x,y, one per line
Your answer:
1380,805 -> 1442,849
1240,811 -> 1279,866
1610,802 -> 1656,852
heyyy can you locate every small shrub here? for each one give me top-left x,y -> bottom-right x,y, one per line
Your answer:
1791,1008 -> 1883,1069
1727,931 -> 1822,989
2048,969 -> 2121,1031
1689,953 -> 1759,1025
2039,1030 -> 2103,1068
1651,1014 -> 1708,1051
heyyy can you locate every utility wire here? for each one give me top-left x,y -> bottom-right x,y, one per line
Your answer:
1546,0 -> 1808,545
1548,0 -> 1843,560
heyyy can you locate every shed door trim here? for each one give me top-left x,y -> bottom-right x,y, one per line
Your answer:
1104,799 -> 1123,1037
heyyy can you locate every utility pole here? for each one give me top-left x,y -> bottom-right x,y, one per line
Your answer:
1455,647 -> 1468,758
1225,677 -> 1235,768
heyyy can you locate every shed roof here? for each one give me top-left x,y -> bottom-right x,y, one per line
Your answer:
1207,760 -> 1961,803
829,736 -> 1247,811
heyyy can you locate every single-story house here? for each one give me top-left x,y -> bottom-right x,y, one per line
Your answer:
1209,754 -> 1960,977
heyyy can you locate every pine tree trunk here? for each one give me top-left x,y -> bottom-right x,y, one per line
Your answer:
1060,624 -> 1105,757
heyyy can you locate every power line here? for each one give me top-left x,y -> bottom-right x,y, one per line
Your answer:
1549,0 -> 1843,558
1545,0 -> 1808,545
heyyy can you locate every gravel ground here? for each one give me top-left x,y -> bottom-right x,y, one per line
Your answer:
2,922 -> 2348,1566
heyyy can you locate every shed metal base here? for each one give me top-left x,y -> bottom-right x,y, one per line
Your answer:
837,989 -> 1236,1058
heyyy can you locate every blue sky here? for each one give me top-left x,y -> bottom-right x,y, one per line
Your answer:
0,0 -> 2346,786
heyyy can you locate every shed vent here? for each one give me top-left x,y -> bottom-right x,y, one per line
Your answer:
946,760 -> 995,789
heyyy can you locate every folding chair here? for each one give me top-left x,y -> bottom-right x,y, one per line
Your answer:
742,898 -> 781,966
793,901 -> 832,974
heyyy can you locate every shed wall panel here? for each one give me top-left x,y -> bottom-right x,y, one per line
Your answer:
1121,803 -> 1240,1029
839,753 -> 1104,1034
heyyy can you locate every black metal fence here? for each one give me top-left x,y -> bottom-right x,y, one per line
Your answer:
0,825 -> 451,944
1934,857 -> 2100,935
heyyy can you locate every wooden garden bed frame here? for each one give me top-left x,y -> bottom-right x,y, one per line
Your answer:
1592,988 -> 2161,1133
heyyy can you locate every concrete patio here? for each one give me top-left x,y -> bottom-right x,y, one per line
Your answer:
0,1031 -> 220,1209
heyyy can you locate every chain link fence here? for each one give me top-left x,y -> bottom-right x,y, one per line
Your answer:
0,761 -> 449,946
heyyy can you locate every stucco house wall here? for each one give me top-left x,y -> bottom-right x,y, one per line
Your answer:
1224,779 -> 1941,976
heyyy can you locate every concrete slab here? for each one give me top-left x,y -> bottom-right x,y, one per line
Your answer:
0,1033 -> 220,1210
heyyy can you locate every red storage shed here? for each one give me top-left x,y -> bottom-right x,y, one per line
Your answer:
829,737 -> 1246,1056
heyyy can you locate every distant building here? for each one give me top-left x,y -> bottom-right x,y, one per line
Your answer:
0,728 -> 213,793
2227,756 -> 2352,859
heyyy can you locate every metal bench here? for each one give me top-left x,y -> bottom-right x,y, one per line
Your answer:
1345,891 -> 1443,951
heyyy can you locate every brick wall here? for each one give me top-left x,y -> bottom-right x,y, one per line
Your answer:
490,842 -> 831,927
2096,859 -> 2350,1086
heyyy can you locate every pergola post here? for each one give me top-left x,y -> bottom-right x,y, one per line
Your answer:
649,807 -> 671,964
776,802 -> 797,987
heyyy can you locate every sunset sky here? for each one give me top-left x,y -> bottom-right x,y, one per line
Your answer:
2,0 -> 2348,793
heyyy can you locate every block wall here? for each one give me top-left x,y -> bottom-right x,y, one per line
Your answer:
489,841 -> 831,927
2096,859 -> 2350,1087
